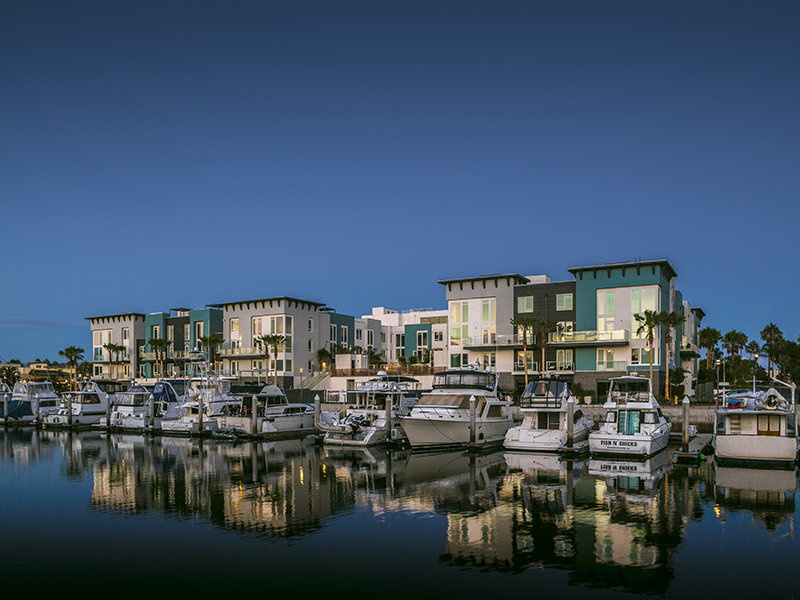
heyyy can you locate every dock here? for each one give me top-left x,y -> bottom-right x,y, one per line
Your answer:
673,433 -> 712,465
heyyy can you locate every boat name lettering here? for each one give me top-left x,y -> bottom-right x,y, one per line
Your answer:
599,440 -> 639,447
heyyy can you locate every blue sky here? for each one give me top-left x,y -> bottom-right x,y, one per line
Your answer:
2,0 -> 799,362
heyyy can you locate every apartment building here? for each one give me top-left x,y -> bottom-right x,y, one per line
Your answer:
86,312 -> 146,380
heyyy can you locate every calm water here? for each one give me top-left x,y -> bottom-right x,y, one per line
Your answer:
1,429 -> 797,600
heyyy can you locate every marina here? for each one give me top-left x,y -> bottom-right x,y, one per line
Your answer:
1,427 -> 799,598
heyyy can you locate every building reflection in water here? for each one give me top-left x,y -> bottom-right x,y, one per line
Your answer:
5,429 -> 791,594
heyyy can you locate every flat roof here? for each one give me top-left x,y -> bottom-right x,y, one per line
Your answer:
568,259 -> 677,280
208,296 -> 326,309
438,273 -> 530,285
85,312 -> 146,321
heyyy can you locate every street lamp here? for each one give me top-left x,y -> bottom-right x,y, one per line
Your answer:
299,368 -> 304,404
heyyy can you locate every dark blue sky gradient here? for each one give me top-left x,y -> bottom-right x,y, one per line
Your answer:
2,1 -> 799,361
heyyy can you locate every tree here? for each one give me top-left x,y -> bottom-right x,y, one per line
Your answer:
255,334 -> 285,386
745,340 -> 761,361
658,310 -> 686,401
510,316 -> 536,387
367,346 -> 385,367
722,330 -> 748,359
699,327 -> 722,370
1,365 -> 21,387
760,323 -> 784,376
58,346 -> 85,391
634,310 -> 659,386
103,342 -> 126,381
316,348 -> 333,371
198,334 -> 223,373
148,337 -> 170,380
531,318 -> 556,374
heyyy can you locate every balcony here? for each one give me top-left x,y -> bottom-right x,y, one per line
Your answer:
92,351 -> 130,363
548,329 -> 630,346
680,340 -> 700,358
219,346 -> 266,358
546,361 -> 575,373
463,334 -> 527,349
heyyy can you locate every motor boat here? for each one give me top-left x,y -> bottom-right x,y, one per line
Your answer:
103,380 -> 184,432
588,375 -> 671,458
161,377 -> 240,436
320,376 -> 419,447
214,384 -> 315,438
42,379 -> 112,428
3,381 -> 61,423
713,380 -> 797,468
401,366 -> 514,450
504,377 -> 594,452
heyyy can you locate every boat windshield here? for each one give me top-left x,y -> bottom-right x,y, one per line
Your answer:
416,394 -> 482,409
432,371 -> 495,391
609,379 -> 651,403
116,386 -> 152,406
29,382 -> 56,395
520,380 -> 568,408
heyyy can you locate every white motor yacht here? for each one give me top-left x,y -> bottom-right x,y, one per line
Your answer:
3,381 -> 61,424
104,381 -> 184,432
320,376 -> 419,446
43,379 -> 112,428
588,375 -> 671,458
504,377 -> 594,452
161,378 -> 239,436
713,379 -> 797,468
401,366 -> 513,450
214,384 -> 314,438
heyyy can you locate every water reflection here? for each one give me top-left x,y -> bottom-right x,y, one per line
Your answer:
0,429 -> 792,595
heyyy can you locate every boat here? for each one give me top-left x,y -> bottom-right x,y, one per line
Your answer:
504,377 -> 594,452
713,378 -> 797,468
320,375 -> 419,447
400,366 -> 514,450
42,379 -> 112,428
2,381 -> 61,423
214,384 -> 315,438
588,375 -> 671,458
103,380 -> 184,432
161,378 -> 240,436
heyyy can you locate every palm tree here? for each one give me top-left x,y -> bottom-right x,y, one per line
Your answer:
531,318 -> 556,373
316,348 -> 332,371
722,330 -> 748,359
148,337 -> 170,380
658,310 -> 686,401
103,342 -> 126,381
634,310 -> 659,387
1,365 -> 21,387
58,346 -> 85,391
745,340 -> 761,361
760,323 -> 783,377
699,327 -> 722,370
198,334 -> 223,373
255,334 -> 285,386
510,316 -> 536,387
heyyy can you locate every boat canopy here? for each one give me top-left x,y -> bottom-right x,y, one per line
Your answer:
416,394 -> 485,410
608,377 -> 652,403
521,380 -> 569,408
432,370 -> 496,392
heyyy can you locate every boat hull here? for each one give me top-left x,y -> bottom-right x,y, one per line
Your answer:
589,427 -> 671,458
401,415 -> 512,449
504,422 -> 592,452
715,434 -> 797,466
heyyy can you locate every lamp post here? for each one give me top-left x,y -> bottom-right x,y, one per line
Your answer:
299,368 -> 304,404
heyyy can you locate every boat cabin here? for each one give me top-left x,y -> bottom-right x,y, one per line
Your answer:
607,377 -> 653,405
520,379 -> 571,409
432,370 -> 497,392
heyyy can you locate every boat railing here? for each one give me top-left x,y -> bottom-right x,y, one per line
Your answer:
519,394 -> 565,409
608,391 -> 652,404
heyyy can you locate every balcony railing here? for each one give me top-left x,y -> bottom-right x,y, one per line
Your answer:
548,329 -> 630,345
463,334 -> 530,347
513,361 -> 540,373
680,340 -> 700,354
92,352 -> 130,363
593,360 -> 630,372
219,346 -> 264,358
546,361 -> 575,372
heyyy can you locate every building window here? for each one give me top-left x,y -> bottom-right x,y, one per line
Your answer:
395,334 -> 405,359
341,326 -> 349,347
450,301 -> 469,346
184,324 -> 190,342
482,352 -> 496,369
166,325 -> 174,342
330,325 -> 336,343
434,331 -> 443,343
308,318 -> 313,332
556,293 -> 573,311
122,328 -> 130,347
356,329 -> 363,341
151,325 -> 160,339
308,339 -> 313,352
514,350 -> 535,371
285,359 -> 292,372
631,287 -> 659,338
367,330 -> 374,347
556,349 -> 573,371
518,296 -> 533,313
557,321 -> 574,334
195,321 -> 204,343
597,290 -> 616,332
450,353 -> 468,368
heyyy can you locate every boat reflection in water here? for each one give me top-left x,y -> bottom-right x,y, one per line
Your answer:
713,461 -> 796,533
4,428 -> 800,598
